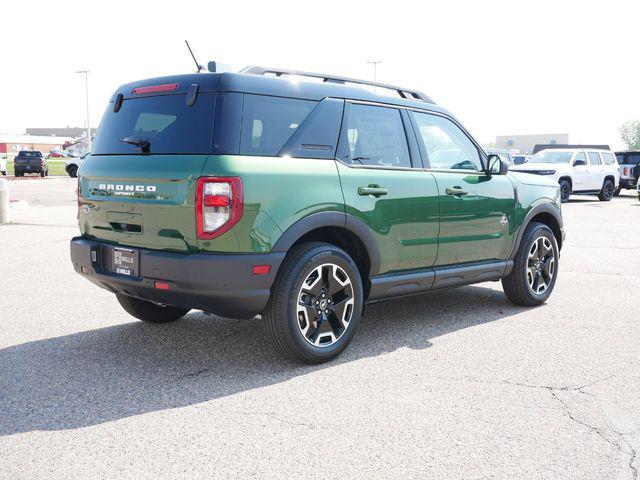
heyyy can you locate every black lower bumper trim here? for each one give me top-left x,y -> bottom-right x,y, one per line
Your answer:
70,237 -> 285,319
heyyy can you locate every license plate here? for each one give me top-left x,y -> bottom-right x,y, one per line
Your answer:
112,247 -> 139,277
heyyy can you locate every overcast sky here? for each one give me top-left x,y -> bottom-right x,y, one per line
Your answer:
2,0 -> 639,148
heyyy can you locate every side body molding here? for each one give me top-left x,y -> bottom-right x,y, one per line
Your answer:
271,211 -> 382,276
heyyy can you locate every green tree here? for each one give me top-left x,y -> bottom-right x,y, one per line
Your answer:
619,121 -> 640,150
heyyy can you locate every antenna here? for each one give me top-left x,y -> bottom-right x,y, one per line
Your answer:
185,40 -> 204,73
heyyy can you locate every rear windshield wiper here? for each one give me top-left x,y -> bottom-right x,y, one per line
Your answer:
120,137 -> 151,153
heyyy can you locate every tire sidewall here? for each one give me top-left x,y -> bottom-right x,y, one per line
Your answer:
559,180 -> 571,202
601,179 -> 614,200
518,224 -> 559,303
282,246 -> 363,362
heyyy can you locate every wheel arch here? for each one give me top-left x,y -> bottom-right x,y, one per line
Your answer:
558,176 -> 572,187
509,204 -> 564,259
272,212 -> 381,281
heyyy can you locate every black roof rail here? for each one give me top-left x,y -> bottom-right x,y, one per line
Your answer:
240,65 -> 434,104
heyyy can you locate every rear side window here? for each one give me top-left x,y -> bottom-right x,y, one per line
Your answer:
240,95 -> 317,156
588,152 -> 602,165
341,103 -> 411,168
411,111 -> 482,171
601,152 -> 616,165
92,93 -> 216,155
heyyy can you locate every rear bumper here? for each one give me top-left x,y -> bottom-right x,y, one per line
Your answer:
620,178 -> 637,189
70,237 -> 285,319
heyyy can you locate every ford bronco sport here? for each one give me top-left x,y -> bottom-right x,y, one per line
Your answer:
70,66 -> 565,364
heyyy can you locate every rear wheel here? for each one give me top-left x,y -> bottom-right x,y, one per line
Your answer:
263,242 -> 363,364
502,222 -> 559,306
67,165 -> 78,178
598,179 -> 614,201
115,293 -> 190,323
40,170 -> 45,178
559,179 -> 571,202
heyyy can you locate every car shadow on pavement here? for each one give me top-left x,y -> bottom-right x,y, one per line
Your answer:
0,285 -> 531,436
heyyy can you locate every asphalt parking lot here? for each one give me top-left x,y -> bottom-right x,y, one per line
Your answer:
1,178 -> 639,479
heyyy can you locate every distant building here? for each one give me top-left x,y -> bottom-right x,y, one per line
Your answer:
0,133 -> 74,155
494,133 -> 570,154
26,127 -> 96,138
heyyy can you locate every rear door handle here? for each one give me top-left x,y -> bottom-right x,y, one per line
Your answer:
358,186 -> 388,197
445,186 -> 468,196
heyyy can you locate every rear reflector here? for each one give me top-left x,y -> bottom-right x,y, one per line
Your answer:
132,83 -> 179,94
154,281 -> 170,290
252,265 -> 271,275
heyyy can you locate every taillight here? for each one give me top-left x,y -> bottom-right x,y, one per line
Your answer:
196,177 -> 243,239
624,167 -> 629,176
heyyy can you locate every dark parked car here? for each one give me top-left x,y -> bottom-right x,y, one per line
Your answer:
14,151 -> 48,177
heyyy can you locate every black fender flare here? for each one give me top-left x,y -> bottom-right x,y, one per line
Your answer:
272,211 -> 381,276
509,203 -> 564,259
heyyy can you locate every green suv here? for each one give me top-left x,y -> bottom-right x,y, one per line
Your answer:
70,66 -> 564,363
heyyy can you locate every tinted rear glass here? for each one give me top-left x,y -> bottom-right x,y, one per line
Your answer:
92,93 -> 216,155
17,151 -> 42,157
625,154 -> 640,164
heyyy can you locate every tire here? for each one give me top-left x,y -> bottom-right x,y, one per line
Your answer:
67,165 -> 78,178
613,186 -> 621,196
598,178 -> 614,201
115,293 -> 190,323
40,170 -> 45,178
502,222 -> 559,306
1,170 -> 5,176
263,242 -> 364,364
559,179 -> 571,203
15,170 -> 21,177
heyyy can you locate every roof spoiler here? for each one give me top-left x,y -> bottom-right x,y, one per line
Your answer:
240,65 -> 434,104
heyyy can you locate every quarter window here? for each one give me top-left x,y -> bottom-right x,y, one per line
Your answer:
588,152 -> 602,165
240,95 -> 317,156
601,152 -> 616,165
410,112 -> 482,171
341,104 -> 411,168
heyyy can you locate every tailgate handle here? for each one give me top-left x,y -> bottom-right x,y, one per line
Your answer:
110,222 -> 142,234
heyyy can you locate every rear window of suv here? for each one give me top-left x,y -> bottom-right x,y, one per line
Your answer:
92,93 -> 216,155
17,151 -> 42,157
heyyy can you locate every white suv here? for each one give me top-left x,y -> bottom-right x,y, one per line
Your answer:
511,148 -> 620,202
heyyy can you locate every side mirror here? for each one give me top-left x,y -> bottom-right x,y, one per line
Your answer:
573,159 -> 586,166
487,154 -> 508,175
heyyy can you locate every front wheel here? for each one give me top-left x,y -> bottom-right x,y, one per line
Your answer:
263,242 -> 364,364
115,293 -> 190,323
559,179 -> 571,203
502,222 -> 559,306
67,165 -> 78,178
598,179 -> 614,201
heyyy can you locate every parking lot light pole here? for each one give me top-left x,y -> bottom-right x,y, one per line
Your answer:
366,61 -> 382,92
75,70 -> 92,152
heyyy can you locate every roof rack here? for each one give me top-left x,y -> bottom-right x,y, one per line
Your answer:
240,66 -> 434,104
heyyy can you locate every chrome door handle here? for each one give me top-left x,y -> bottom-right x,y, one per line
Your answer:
358,186 -> 388,197
445,187 -> 468,196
